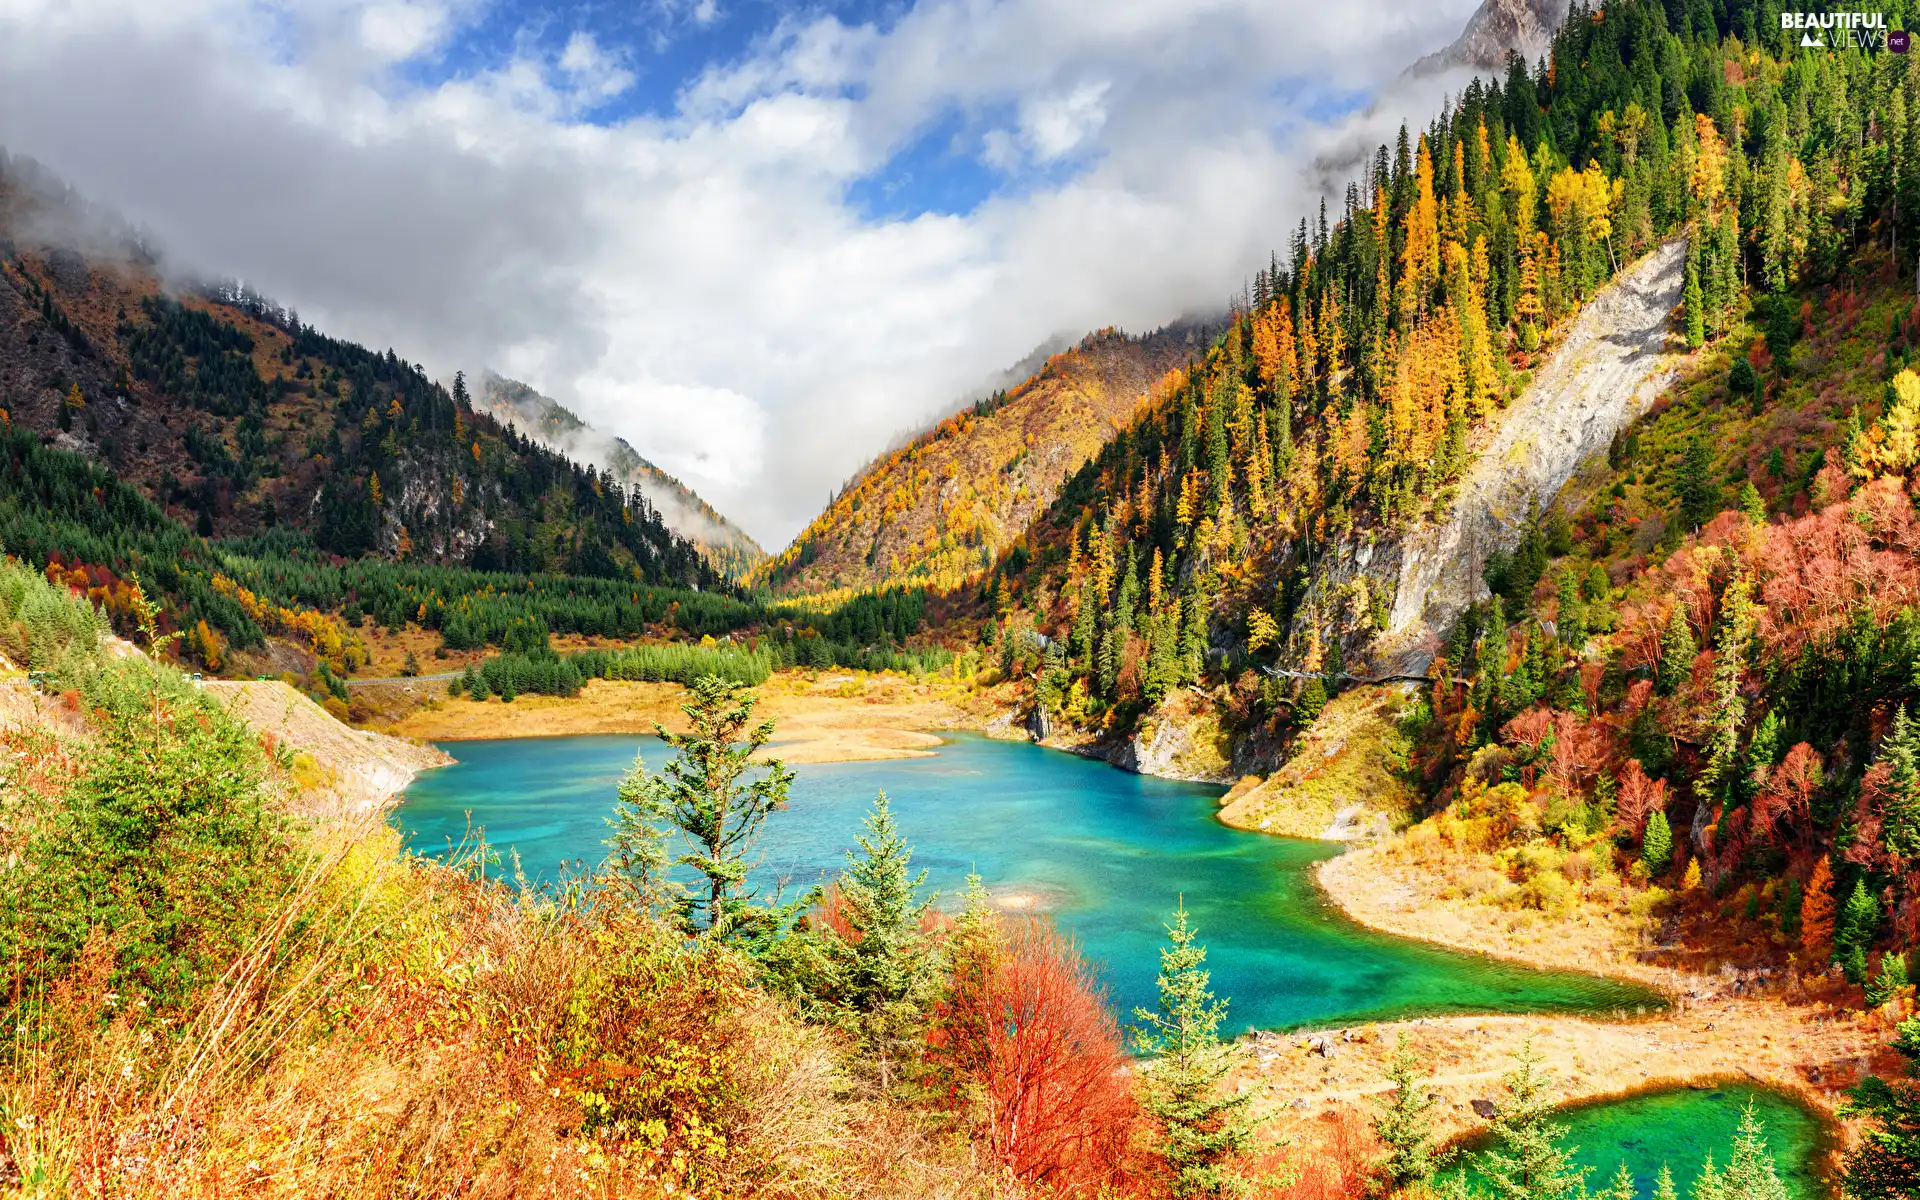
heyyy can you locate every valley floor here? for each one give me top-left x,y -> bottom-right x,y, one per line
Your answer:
383,670 -> 1003,764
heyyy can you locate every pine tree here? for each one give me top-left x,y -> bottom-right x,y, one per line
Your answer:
1642,809 -> 1673,875
1477,1043 -> 1588,1200
1134,902 -> 1261,1198
1841,1016 -> 1920,1200
630,676 -> 795,941
1839,881 -> 1883,983
1657,604 -> 1696,696
1682,857 -> 1702,891
1371,1034 -> 1442,1194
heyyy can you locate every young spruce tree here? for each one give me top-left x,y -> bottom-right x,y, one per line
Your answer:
828,792 -> 938,1087
626,675 -> 795,942
1371,1034 -> 1442,1195
1134,901 -> 1261,1198
1476,1043 -> 1587,1200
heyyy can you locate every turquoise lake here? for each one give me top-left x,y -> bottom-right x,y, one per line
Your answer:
393,731 -> 1658,1033
1453,1083 -> 1825,1200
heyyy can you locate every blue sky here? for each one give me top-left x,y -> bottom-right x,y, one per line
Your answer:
0,0 -> 1483,545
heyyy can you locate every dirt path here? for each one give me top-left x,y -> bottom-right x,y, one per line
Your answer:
1374,238 -> 1689,668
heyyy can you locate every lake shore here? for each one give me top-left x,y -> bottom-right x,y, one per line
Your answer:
1267,838 -> 1891,1181
382,672 -> 1002,764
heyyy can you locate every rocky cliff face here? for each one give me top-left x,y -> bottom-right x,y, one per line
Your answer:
1309,239 -> 1688,674
1409,0 -> 1572,75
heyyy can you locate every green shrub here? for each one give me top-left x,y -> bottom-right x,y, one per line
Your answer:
0,661 -> 294,1012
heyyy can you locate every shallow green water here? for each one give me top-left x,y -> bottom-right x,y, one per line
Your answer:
1454,1084 -> 1826,1200
394,731 -> 1656,1032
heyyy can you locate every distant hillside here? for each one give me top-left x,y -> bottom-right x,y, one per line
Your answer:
476,373 -> 765,580
0,153 -> 724,591
754,325 -> 1210,597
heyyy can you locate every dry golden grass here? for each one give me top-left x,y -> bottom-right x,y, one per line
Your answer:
0,812 -> 994,1200
386,670 -> 1005,765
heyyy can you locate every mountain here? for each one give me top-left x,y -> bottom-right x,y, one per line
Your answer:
475,373 -> 766,580
0,153 -> 724,591
1409,0 -> 1570,75
754,324 -> 1212,598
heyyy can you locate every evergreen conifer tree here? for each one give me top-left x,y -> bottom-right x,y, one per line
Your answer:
1658,605 -> 1696,696
1867,953 -> 1910,1010
1134,902 -> 1262,1198
1697,577 -> 1755,804
605,752 -> 682,914
826,792 -> 937,1087
1699,1101 -> 1790,1200
1477,1044 -> 1588,1200
1642,809 -> 1673,875
1685,240 -> 1706,347
631,676 -> 795,942
1839,881 -> 1883,983
1842,1016 -> 1920,1200
1371,1034 -> 1442,1194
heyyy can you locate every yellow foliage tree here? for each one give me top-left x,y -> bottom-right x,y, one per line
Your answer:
1501,135 -> 1537,243
1856,370 -> 1920,478
1691,114 -> 1727,213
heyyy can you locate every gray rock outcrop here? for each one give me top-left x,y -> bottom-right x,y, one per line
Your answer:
1305,239 -> 1687,675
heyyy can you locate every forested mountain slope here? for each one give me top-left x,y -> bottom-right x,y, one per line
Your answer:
1362,237 -> 1688,670
755,324 -> 1208,598
0,155 -> 723,591
477,373 -> 765,580
976,0 -> 1861,741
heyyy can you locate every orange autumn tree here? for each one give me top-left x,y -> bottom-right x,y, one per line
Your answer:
1802,857 -> 1837,963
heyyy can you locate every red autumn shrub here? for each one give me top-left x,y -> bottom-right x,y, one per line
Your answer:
929,916 -> 1142,1196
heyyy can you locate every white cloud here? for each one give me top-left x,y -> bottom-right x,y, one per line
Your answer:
558,31 -> 635,103
0,0 -> 1486,547
1018,80 -> 1109,163
358,1 -> 450,62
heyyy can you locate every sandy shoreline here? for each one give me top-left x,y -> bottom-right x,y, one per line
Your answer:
1251,838 -> 1887,1183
